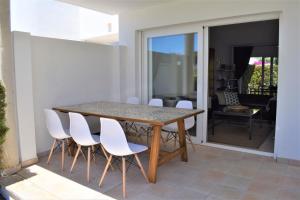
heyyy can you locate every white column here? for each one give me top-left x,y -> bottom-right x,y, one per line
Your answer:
0,0 -> 21,175
13,32 -> 38,166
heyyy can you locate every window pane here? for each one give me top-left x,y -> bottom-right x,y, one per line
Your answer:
248,57 -> 263,94
248,57 -> 278,95
147,33 -> 198,136
148,33 -> 198,106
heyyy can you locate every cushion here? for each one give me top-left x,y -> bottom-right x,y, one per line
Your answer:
215,91 -> 226,105
224,92 -> 240,105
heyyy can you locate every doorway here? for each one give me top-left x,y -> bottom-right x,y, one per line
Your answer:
206,19 -> 279,153
141,25 -> 204,144
141,14 -> 280,155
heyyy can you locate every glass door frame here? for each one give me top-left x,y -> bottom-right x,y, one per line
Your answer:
202,14 -> 279,156
141,24 -> 205,144
139,12 -> 279,156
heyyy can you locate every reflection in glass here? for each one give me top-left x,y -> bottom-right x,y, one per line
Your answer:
148,33 -> 198,107
147,33 -> 198,136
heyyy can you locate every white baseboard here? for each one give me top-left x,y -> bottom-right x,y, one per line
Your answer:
202,142 -> 274,157
21,157 -> 39,168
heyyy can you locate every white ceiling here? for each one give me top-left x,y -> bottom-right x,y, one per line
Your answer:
58,0 -> 173,15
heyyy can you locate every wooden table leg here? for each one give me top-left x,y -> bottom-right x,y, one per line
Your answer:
148,125 -> 161,183
177,119 -> 188,162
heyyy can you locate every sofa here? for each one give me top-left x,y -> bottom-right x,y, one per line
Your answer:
211,92 -> 276,121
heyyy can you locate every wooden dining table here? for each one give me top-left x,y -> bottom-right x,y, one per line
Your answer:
53,101 -> 204,183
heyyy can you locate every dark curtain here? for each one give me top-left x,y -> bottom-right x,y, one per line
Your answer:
233,46 -> 253,79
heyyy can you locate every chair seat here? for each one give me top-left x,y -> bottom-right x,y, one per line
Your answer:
162,121 -> 194,132
55,129 -> 71,140
78,134 -> 101,146
128,142 -> 148,154
111,142 -> 148,156
162,122 -> 178,132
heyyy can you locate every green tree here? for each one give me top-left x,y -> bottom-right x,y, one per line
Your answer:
0,81 -> 9,167
248,57 -> 278,94
248,65 -> 262,93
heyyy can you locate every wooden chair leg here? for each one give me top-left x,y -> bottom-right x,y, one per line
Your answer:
67,138 -> 72,156
160,134 -> 165,144
80,148 -> 87,161
100,145 -> 114,170
47,139 -> 57,164
134,154 -> 149,183
186,131 -> 196,151
164,131 -> 174,144
174,132 -> 177,147
99,155 -> 112,187
70,145 -> 81,172
100,145 -> 109,160
146,131 -> 149,145
122,157 -> 126,198
61,140 -> 65,170
147,129 -> 152,146
91,145 -> 96,163
87,147 -> 90,182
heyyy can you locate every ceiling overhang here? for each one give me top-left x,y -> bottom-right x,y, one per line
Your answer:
58,0 -> 173,15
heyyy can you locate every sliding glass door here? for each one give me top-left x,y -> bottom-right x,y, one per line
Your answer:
142,27 -> 204,143
148,33 -> 198,105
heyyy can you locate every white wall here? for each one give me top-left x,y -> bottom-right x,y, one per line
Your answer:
13,32 -> 123,154
118,1 -> 300,160
10,0 -> 118,41
11,0 -> 80,40
31,35 -> 123,153
79,9 -> 118,40
210,20 -> 279,65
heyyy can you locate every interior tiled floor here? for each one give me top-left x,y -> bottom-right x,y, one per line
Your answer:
208,120 -> 275,153
258,132 -> 274,152
2,144 -> 300,200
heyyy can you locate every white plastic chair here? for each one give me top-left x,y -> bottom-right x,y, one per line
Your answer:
69,112 -> 109,182
139,98 -> 163,144
162,100 -> 196,151
98,118 -> 148,198
126,96 -> 140,105
44,109 -> 71,170
124,96 -> 140,135
148,98 -> 163,107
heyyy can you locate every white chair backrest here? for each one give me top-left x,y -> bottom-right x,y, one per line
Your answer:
176,100 -> 195,130
44,109 -> 68,139
100,118 -> 132,156
149,98 -> 163,107
126,97 -> 140,105
69,112 -> 95,145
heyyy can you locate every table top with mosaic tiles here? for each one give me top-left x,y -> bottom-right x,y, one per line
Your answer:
54,101 -> 204,126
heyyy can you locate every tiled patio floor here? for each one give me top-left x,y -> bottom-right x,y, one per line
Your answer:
1,144 -> 300,200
